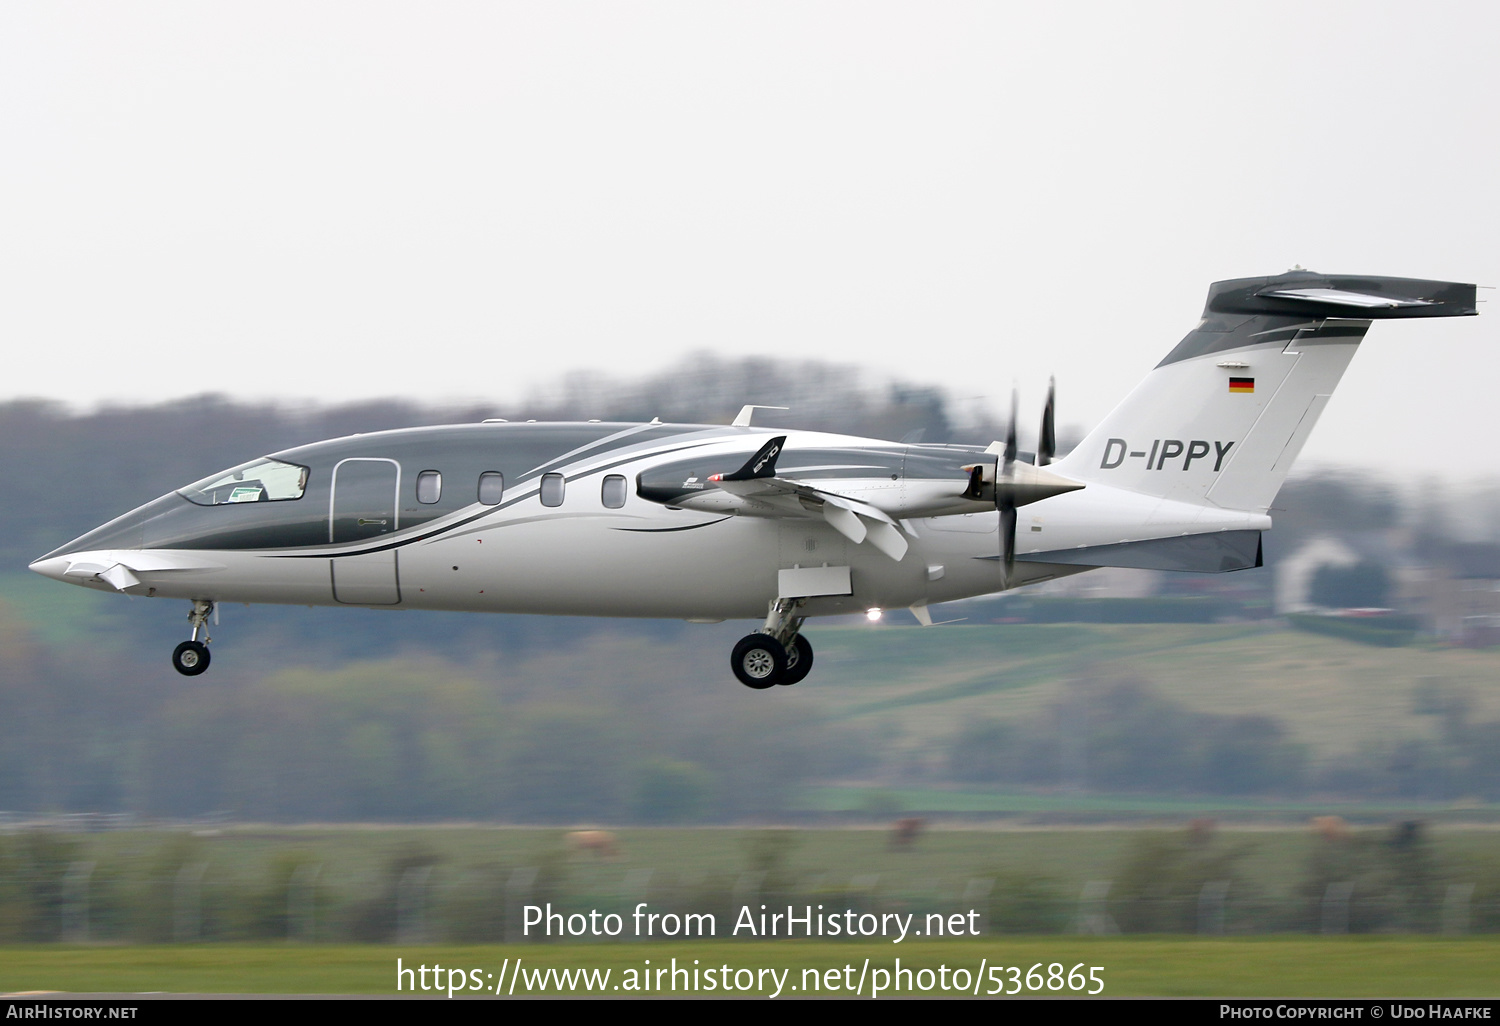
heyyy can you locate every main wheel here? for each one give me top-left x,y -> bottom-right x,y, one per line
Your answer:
172,640 -> 211,676
780,635 -> 814,685
731,634 -> 786,689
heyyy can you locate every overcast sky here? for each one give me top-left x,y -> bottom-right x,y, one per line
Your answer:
3,2 -> 1496,479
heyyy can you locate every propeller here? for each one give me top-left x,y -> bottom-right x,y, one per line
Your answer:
999,389 -> 1019,582
1038,376 -> 1056,466
987,378 -> 1081,585
961,380 -> 1082,584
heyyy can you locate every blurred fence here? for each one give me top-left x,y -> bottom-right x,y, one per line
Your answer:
2,830 -> 1498,943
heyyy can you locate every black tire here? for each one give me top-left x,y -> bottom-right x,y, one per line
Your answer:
172,640 -> 211,676
780,635 -> 814,685
731,633 -> 785,689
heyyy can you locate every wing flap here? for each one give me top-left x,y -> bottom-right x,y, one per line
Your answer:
717,474 -> 910,561
821,501 -> 867,544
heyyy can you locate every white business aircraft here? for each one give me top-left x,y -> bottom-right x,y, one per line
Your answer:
29,271 -> 1477,687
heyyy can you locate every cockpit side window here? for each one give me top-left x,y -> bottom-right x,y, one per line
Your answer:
178,458 -> 310,506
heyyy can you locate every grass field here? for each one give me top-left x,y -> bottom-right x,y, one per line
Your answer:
2,938 -> 1498,997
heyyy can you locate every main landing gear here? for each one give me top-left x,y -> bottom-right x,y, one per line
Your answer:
732,598 -> 814,689
171,600 -> 214,676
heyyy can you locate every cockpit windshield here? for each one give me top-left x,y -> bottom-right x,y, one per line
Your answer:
178,457 -> 310,506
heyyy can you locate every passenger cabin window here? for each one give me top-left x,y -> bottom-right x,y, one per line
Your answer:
416,470 -> 441,504
478,472 -> 505,505
540,473 -> 565,507
601,475 -> 627,509
178,457 -> 310,506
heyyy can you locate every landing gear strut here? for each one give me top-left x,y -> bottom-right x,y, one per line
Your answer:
171,600 -> 214,676
731,598 -> 814,689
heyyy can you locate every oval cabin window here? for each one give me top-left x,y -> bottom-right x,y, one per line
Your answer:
602,475 -> 627,509
478,472 -> 505,505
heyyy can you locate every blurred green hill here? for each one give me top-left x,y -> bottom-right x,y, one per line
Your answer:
3,584 -> 1500,821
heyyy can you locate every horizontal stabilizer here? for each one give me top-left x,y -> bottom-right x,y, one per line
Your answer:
1211,272 -> 1476,320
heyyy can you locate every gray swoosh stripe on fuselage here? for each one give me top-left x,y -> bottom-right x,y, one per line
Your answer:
272,436 -> 728,559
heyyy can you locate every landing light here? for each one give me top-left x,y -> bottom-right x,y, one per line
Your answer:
866,608 -> 883,622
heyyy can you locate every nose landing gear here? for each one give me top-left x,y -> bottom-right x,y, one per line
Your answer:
171,600 -> 214,676
731,598 -> 814,689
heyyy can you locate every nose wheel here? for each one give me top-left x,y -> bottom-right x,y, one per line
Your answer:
172,600 -> 215,676
172,640 -> 210,676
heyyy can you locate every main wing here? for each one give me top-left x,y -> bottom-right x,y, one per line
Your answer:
636,435 -> 1081,562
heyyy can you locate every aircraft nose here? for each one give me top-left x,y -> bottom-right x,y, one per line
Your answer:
28,555 -> 72,582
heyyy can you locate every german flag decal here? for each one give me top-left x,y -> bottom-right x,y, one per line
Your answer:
1229,377 -> 1255,393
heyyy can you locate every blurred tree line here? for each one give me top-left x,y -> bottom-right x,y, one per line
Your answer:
949,677 -> 1304,796
4,821 -> 1498,942
0,602 -> 877,821
7,589 -> 1500,817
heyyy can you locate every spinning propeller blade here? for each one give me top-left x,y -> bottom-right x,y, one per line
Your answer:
1038,377 -> 1056,467
999,388 -> 1018,582
991,379 -> 1077,584
1004,389 -> 1018,465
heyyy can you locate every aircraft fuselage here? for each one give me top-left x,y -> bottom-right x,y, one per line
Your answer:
32,271 -> 1476,685
30,421 -> 1069,621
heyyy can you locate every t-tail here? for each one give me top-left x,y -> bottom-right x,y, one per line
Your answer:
1053,271 -> 1477,513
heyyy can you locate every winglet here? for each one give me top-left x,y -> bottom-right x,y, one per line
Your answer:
722,436 -> 786,481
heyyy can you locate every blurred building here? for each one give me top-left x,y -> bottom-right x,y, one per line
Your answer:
1276,535 -> 1364,614
1400,543 -> 1500,644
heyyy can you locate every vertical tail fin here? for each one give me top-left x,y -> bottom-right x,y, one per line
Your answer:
1055,272 -> 1476,513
